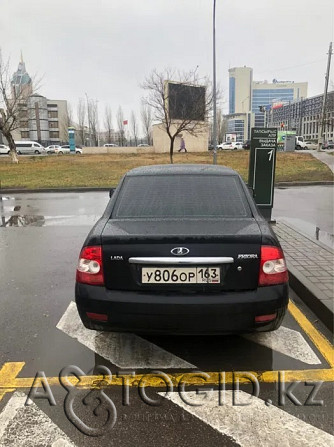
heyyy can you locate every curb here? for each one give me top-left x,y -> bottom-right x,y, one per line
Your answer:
287,264 -> 333,332
276,181 -> 334,187
1,181 -> 333,194
0,187 -> 111,194
273,220 -> 333,332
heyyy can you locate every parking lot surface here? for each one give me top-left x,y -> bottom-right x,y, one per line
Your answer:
0,192 -> 333,446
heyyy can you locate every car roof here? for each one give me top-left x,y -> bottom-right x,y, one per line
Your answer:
126,164 -> 239,177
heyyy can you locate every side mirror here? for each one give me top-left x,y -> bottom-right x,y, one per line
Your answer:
109,188 -> 115,198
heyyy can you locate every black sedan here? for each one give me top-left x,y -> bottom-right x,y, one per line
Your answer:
75,164 -> 289,334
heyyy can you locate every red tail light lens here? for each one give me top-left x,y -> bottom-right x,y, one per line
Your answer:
258,246 -> 288,286
86,312 -> 108,322
76,246 -> 104,285
255,313 -> 277,323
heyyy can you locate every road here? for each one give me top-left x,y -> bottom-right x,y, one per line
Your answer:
0,191 -> 333,446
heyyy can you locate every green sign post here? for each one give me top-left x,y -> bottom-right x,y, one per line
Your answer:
248,128 -> 277,221
68,127 -> 76,153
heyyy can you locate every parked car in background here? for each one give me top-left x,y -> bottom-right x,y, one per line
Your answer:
295,136 -> 308,150
217,142 -> 237,150
0,144 -> 10,155
242,140 -> 251,149
15,141 -> 45,155
45,145 -> 61,154
56,145 -> 82,154
322,141 -> 334,149
137,143 -> 149,147
104,143 -> 118,147
75,164 -> 289,334
235,142 -> 243,150
304,141 -> 318,150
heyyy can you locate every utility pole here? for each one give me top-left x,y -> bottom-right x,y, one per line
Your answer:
212,0 -> 217,165
318,42 -> 333,152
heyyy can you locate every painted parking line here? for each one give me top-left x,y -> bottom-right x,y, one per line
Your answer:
288,300 -> 334,368
0,392 -> 76,447
58,301 -> 322,368
0,300 -> 333,401
56,301 -> 195,369
243,325 -> 321,365
161,390 -> 334,447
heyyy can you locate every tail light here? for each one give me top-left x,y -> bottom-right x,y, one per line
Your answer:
255,313 -> 277,323
258,246 -> 288,286
76,246 -> 104,285
86,312 -> 108,322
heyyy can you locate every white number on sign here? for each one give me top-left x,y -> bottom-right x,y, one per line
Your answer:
268,150 -> 273,161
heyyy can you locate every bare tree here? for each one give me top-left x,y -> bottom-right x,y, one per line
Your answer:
77,98 -> 86,145
61,102 -> 73,143
104,105 -> 113,144
142,68 -> 215,163
217,108 -> 228,144
116,106 -> 126,146
0,52 -> 39,163
140,103 -> 152,145
130,110 -> 138,146
87,98 -> 99,146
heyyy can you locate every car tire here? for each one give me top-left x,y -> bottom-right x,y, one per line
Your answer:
76,151 -> 81,154
17,151 -> 21,155
58,151 -> 63,155
34,150 -> 41,154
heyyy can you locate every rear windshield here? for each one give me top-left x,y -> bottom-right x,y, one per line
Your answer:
112,174 -> 251,218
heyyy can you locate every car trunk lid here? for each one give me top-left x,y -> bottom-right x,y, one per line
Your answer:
101,218 -> 262,291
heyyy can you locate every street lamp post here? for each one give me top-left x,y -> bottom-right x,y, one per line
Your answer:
212,0 -> 217,165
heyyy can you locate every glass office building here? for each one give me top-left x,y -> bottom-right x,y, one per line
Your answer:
252,88 -> 294,128
226,67 -> 308,140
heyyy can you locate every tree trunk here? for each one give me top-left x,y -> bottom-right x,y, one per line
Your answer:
169,136 -> 175,164
4,132 -> 18,164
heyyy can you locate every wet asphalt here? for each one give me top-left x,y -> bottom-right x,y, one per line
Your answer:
0,189 -> 333,446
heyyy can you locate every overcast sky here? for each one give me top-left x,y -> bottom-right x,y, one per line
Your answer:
1,0 -> 333,129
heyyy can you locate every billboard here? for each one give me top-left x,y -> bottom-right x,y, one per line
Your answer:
167,82 -> 206,121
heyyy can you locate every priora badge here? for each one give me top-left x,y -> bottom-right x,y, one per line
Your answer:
171,247 -> 190,256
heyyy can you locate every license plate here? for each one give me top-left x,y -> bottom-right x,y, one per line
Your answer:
141,267 -> 220,284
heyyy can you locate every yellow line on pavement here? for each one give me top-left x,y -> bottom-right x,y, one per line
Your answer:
0,301 -> 333,400
288,300 -> 334,368
0,362 -> 25,401
0,366 -> 333,396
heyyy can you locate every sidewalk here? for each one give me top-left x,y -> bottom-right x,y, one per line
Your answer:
309,150 -> 334,173
273,221 -> 333,331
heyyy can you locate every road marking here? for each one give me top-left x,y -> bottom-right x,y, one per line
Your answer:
244,326 -> 321,365
0,362 -> 25,402
288,301 -> 334,367
56,301 -> 195,369
161,390 -> 334,447
0,367 -> 333,394
0,391 -> 75,446
0,301 -> 333,399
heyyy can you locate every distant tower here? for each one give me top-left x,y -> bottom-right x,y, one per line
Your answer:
11,53 -> 33,98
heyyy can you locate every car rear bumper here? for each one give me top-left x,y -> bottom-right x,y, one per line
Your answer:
75,283 -> 289,334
